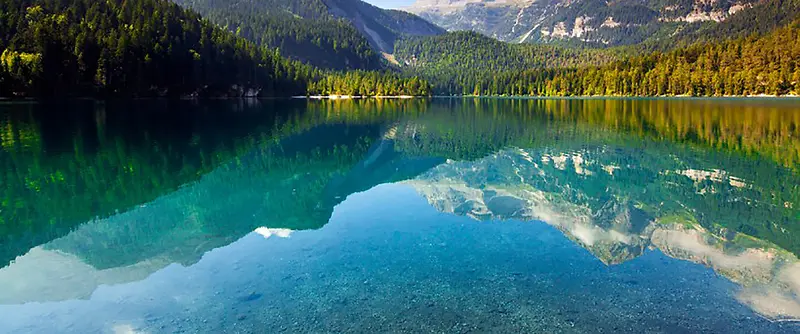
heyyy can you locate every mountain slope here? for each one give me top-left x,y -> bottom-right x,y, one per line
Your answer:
393,31 -> 616,93
405,0 -> 796,47
406,0 -> 559,42
664,0 -> 800,48
325,0 -> 445,53
173,0 -> 444,70
395,31 -> 614,71
173,0 -> 381,70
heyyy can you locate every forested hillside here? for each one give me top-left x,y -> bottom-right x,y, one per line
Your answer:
394,31 -> 618,93
173,0 -> 443,70
395,31 -> 615,71
0,0 -> 316,97
173,0 -> 380,70
0,0 -> 432,97
322,0 -> 444,53
457,21 -> 800,96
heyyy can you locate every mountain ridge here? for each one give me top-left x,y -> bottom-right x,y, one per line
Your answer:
404,0 -> 798,47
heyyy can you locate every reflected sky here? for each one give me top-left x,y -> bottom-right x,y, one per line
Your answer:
1,98 -> 799,333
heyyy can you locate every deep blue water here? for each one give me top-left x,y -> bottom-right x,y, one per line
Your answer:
1,98 -> 799,333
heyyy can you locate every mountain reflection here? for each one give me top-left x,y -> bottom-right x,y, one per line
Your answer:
0,99 -> 433,303
0,99 -> 429,266
1,98 -> 799,322
403,145 -> 800,321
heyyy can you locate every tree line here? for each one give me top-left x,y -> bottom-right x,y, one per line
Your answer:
307,71 -> 430,97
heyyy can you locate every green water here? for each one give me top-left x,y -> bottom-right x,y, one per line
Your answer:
0,98 -> 799,333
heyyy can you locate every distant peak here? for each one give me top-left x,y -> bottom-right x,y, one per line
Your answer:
406,0 -> 532,13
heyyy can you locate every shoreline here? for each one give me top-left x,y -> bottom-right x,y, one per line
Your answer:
297,95 -> 417,99
448,94 -> 800,99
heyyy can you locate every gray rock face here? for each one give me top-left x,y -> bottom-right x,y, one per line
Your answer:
404,0 -> 759,45
324,0 -> 445,52
406,0 -> 548,42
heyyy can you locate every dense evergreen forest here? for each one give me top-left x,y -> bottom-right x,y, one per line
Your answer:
0,0 -> 318,97
394,31 -> 619,94
172,0 -> 444,70
418,21 -> 800,96
173,0 -> 380,70
395,31 -> 616,72
308,70 -> 430,97
0,0 -> 432,97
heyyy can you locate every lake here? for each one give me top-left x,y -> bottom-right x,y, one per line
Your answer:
1,98 -> 800,333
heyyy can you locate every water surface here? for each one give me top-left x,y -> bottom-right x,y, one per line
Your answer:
1,98 -> 800,333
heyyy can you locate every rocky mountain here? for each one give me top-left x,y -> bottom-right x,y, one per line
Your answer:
405,0 -> 796,46
405,0 -> 562,42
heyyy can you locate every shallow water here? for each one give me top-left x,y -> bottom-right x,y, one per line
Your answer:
1,98 -> 800,333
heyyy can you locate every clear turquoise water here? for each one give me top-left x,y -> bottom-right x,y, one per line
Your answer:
1,98 -> 799,333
